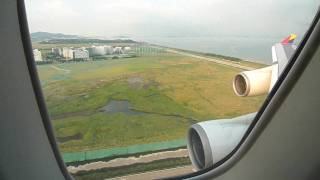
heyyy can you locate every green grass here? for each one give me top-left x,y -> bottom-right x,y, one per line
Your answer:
54,113 -> 189,152
37,51 -> 266,153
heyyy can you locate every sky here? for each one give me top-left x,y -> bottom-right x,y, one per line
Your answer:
25,0 -> 319,38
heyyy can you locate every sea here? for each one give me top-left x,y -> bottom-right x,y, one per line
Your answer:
132,36 -> 302,65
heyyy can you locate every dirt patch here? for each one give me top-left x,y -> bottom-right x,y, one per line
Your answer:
57,133 -> 83,143
127,76 -> 159,89
127,76 -> 143,88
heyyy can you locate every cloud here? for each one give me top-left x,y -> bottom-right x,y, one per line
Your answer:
25,0 -> 80,33
25,0 -> 319,38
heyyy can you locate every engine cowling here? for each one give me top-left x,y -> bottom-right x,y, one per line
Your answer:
233,65 -> 277,97
233,43 -> 296,97
187,113 -> 256,170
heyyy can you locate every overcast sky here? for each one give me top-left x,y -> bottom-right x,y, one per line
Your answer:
25,0 -> 319,38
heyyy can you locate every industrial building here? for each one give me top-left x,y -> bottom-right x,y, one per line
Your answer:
73,49 -> 89,59
32,49 -> 42,61
56,45 -> 133,59
61,47 -> 89,60
62,47 -> 73,59
62,47 -> 74,59
51,48 -> 62,56
86,45 -> 118,56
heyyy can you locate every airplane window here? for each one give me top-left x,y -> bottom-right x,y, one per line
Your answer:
25,0 -> 318,179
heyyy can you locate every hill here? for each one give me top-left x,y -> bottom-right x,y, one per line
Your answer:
30,32 -> 82,42
31,32 -> 137,44
40,38 -> 137,44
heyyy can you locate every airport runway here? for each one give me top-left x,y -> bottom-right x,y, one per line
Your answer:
108,165 -> 195,180
167,49 -> 254,70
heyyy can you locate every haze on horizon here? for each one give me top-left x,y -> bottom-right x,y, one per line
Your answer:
25,0 -> 319,39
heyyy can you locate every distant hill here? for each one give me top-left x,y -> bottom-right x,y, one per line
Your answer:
39,38 -> 137,44
31,32 -> 82,42
31,32 -> 137,44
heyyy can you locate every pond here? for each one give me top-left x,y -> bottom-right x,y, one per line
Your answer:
100,100 -> 197,125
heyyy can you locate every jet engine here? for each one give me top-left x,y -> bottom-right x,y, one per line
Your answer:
187,113 -> 256,170
187,35 -> 297,170
233,42 -> 296,97
233,65 -> 276,96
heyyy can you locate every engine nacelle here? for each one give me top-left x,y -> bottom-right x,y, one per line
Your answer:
233,43 -> 296,97
233,65 -> 277,97
187,113 -> 256,170
187,38 -> 297,170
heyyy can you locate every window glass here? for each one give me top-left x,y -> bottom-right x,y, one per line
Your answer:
25,0 -> 318,179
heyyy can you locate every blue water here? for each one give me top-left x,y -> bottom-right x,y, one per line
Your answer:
133,36 -> 301,64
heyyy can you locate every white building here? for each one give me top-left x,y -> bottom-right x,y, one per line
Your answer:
113,47 -> 123,54
73,49 -> 89,59
68,49 -> 74,59
62,47 -> 70,59
33,49 -> 42,61
124,47 -> 131,52
62,47 -> 74,59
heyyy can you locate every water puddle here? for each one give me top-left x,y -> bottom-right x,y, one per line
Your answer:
100,100 -> 197,124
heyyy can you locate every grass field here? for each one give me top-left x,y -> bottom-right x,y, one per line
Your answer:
37,51 -> 266,153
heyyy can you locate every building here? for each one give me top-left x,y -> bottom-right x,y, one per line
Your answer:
32,49 -> 42,61
86,47 -> 94,56
51,48 -> 62,56
62,47 -> 74,59
73,49 -> 89,59
113,47 -> 123,54
62,47 -> 70,59
68,49 -> 74,59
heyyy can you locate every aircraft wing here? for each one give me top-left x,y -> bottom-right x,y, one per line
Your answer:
187,34 -> 299,170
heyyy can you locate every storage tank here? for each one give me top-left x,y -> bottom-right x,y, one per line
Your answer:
104,46 -> 113,55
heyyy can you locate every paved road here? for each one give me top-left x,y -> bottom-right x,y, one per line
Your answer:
167,49 -> 254,71
108,165 -> 195,180
68,149 -> 189,174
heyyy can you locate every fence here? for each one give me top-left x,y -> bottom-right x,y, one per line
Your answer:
133,46 -> 168,56
62,139 -> 187,163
